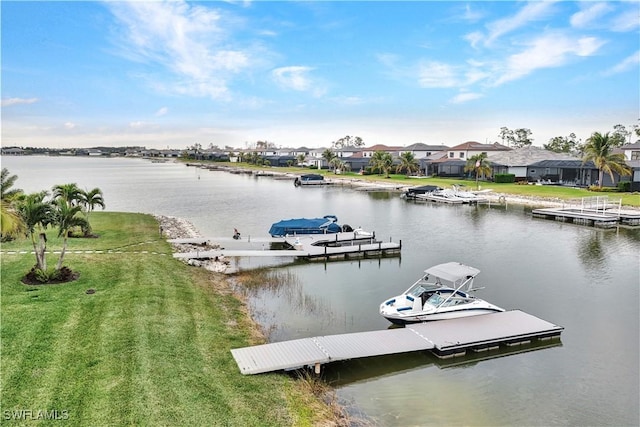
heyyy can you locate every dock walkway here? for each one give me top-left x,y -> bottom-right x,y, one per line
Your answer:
170,231 -> 401,260
231,310 -> 563,375
531,196 -> 640,228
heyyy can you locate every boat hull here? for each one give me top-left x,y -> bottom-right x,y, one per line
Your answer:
382,308 -> 505,325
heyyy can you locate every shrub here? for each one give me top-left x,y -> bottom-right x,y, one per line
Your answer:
494,173 -> 516,183
617,181 -> 631,192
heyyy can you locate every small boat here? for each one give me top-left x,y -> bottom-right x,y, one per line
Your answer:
416,189 -> 466,204
294,174 -> 326,186
379,262 -> 504,325
402,185 -> 442,199
268,215 -> 353,237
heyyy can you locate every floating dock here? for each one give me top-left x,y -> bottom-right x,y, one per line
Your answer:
231,310 -> 563,375
531,196 -> 640,228
170,231 -> 401,261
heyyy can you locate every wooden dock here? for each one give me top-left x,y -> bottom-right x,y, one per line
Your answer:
231,310 -> 563,375
170,231 -> 402,260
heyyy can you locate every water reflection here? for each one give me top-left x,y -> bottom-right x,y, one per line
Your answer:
323,339 -> 563,387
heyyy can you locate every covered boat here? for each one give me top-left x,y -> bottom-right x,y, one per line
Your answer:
268,215 -> 352,237
379,262 -> 504,325
294,174 -> 326,186
402,185 -> 442,199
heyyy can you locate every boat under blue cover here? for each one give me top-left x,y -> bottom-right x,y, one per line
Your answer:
269,215 -> 349,236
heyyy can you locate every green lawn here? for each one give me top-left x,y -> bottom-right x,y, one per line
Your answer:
1,212 -> 331,426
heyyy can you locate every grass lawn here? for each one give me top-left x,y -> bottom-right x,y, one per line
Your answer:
1,212 -> 333,426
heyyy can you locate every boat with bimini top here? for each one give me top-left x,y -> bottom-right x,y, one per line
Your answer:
269,215 -> 354,237
380,262 -> 504,325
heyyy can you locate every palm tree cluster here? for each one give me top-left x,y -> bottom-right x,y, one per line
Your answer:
1,169 -> 105,281
369,151 -> 395,178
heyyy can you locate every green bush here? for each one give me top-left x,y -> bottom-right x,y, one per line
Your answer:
617,181 -> 631,192
494,173 -> 516,183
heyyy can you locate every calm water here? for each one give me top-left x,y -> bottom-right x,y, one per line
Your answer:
3,156 -> 639,426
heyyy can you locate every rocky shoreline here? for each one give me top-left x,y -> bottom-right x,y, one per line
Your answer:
155,215 -> 231,273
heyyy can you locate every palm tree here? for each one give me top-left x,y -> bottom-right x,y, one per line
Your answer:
53,199 -> 88,271
1,168 -> 23,200
1,200 -> 25,240
79,187 -> 105,235
296,153 -> 307,166
464,153 -> 492,190
1,168 -> 25,240
322,149 -> 336,170
396,152 -> 420,176
329,157 -> 344,174
52,183 -> 83,206
582,132 -> 632,188
369,151 -> 394,178
16,191 -> 55,271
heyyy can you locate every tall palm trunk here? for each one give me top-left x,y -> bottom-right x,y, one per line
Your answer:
29,231 -> 47,271
56,234 -> 68,271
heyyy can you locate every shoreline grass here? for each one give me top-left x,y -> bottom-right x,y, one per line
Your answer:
1,212 -> 340,426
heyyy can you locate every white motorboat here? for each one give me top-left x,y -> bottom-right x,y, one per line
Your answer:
379,262 -> 504,325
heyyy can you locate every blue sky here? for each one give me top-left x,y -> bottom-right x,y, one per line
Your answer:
2,1 -> 638,150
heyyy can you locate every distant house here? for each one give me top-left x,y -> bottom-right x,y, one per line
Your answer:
403,143 -> 449,159
1,147 -> 25,155
618,142 -> 640,191
360,144 -> 404,159
488,146 -> 582,183
428,142 -> 512,177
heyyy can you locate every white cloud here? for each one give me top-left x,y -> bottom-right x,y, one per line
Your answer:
417,61 -> 458,88
465,31 -> 484,49
107,1 -> 254,100
64,122 -> 77,129
155,107 -> 169,116
570,2 -> 612,28
271,66 -> 326,97
610,7 -> 640,32
483,1 -> 557,46
1,97 -> 38,107
602,50 -> 640,76
493,33 -> 605,86
462,3 -> 484,22
450,92 -> 484,104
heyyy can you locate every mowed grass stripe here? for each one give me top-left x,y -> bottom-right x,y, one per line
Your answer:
1,213 -> 330,426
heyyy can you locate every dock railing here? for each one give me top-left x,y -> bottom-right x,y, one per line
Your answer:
563,196 -> 622,217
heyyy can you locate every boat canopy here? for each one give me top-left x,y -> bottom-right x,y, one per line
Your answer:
424,262 -> 480,283
300,174 -> 324,181
268,215 -> 342,236
406,185 -> 441,195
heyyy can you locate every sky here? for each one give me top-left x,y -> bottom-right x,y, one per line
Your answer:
1,1 -> 639,150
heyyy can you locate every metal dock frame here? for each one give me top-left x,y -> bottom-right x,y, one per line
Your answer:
231,310 -> 563,375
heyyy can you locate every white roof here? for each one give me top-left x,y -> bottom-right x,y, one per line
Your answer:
424,262 -> 480,282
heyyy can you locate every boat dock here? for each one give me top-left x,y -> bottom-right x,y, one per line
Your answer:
231,310 -> 563,375
531,196 -> 640,228
170,231 -> 402,261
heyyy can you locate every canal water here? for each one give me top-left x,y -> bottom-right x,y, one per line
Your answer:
4,156 -> 639,426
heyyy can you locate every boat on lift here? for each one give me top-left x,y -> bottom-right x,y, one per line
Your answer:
379,262 -> 504,325
268,215 -> 353,237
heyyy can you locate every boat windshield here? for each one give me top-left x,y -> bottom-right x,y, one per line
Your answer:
426,292 -> 471,308
408,281 -> 440,298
